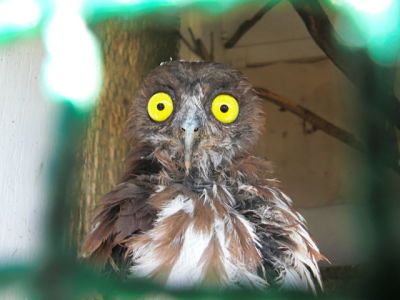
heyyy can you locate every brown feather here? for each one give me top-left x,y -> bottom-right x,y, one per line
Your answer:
82,179 -> 156,267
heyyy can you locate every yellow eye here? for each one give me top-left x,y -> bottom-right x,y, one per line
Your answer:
147,92 -> 174,122
211,94 -> 239,124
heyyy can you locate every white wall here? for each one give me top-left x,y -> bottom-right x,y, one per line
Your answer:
0,39 -> 59,266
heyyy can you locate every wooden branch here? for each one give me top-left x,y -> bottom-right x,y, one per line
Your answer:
224,0 -> 279,49
255,87 -> 365,151
179,32 -> 196,54
179,28 -> 212,61
256,87 -> 400,175
209,32 -> 214,61
179,32 -> 200,58
289,0 -> 400,129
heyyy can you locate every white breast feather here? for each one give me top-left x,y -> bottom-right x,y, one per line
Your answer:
166,224 -> 212,287
129,194 -> 266,288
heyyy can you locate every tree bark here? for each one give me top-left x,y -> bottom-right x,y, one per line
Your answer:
71,14 -> 180,251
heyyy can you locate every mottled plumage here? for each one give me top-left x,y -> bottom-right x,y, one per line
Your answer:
82,61 -> 324,292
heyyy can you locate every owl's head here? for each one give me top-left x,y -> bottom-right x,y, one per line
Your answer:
129,61 -> 265,178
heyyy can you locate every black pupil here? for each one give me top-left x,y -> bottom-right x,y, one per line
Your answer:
157,103 -> 165,111
220,104 -> 229,113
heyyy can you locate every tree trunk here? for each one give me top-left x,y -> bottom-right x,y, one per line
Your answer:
71,14 -> 180,251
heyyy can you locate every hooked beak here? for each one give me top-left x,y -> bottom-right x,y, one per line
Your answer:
181,113 -> 201,174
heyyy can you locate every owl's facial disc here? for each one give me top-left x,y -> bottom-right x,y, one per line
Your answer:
135,62 -> 266,179
180,107 -> 201,174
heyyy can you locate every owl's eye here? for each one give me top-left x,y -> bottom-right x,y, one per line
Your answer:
211,94 -> 239,124
147,92 -> 174,122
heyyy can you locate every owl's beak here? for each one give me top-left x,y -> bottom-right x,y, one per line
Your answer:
181,113 -> 201,174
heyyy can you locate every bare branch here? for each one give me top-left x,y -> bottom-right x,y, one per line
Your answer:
188,27 -> 198,48
179,28 -> 212,61
224,0 -> 279,49
179,33 -> 199,57
209,32 -> 214,61
256,87 -> 364,151
256,87 -> 400,174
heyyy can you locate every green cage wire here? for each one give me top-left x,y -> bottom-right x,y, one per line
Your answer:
0,0 -> 399,299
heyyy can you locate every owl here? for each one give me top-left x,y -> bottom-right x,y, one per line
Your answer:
82,61 -> 324,292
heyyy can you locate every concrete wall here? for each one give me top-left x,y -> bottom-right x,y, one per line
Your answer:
180,1 -> 363,265
0,39 -> 59,266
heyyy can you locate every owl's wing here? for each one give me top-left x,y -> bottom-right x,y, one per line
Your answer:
81,176 -> 157,270
236,184 -> 325,293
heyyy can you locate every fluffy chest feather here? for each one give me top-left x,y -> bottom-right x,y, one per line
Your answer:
126,188 -> 266,288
